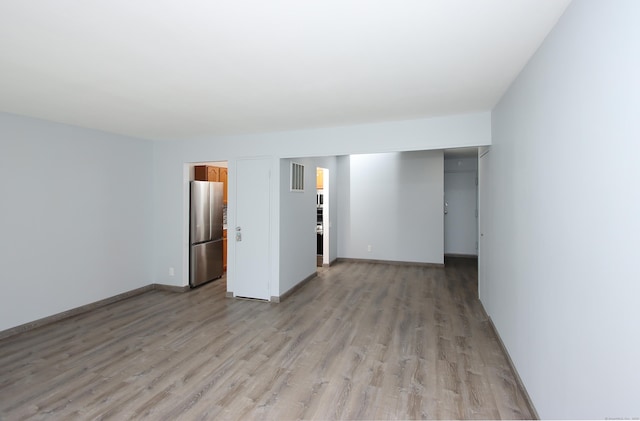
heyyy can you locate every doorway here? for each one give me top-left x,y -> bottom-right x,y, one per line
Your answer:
183,157 -> 272,300
316,167 -> 330,266
444,150 -> 479,257
184,160 -> 228,288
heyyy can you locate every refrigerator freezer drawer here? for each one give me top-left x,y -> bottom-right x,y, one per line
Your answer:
190,239 -> 223,287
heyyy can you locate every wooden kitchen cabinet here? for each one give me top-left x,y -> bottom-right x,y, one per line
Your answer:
208,166 -> 220,182
194,165 -> 208,181
219,167 -> 228,204
194,165 -> 219,181
223,229 -> 227,271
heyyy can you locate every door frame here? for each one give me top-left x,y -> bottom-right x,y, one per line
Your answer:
320,167 -> 330,265
478,147 -> 491,303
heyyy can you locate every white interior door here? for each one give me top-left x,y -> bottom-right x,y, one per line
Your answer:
444,171 -> 478,255
234,158 -> 271,300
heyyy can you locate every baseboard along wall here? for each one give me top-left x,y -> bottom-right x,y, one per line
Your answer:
0,283 -> 188,341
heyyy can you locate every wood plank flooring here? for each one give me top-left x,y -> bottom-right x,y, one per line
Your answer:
0,258 -> 533,420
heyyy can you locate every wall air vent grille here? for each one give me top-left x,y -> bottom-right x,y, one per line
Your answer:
290,162 -> 304,192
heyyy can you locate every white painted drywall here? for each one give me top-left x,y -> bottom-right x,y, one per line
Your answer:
153,113 -> 490,299
0,112 -> 154,332
336,156 -> 352,259
337,151 -> 444,264
444,156 -> 478,256
278,157 -> 317,296
278,156 -> 338,297
485,0 -> 640,418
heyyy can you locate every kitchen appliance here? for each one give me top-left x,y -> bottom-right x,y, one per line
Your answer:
190,181 -> 224,287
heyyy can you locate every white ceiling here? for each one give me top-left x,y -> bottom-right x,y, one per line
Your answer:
0,0 -> 571,141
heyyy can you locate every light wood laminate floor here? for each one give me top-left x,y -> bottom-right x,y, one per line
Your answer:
0,259 -> 533,420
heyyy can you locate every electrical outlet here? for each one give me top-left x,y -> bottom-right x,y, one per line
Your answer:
367,245 -> 372,252
169,267 -> 175,276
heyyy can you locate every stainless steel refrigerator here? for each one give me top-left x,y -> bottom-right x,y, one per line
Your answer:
190,181 -> 224,287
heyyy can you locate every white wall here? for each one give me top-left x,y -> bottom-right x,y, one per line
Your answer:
337,151 -> 444,264
444,156 -> 477,256
278,156 -> 340,295
278,158 -> 317,296
485,0 -> 640,418
278,155 -> 338,297
0,112 -> 154,331
153,112 -> 491,298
